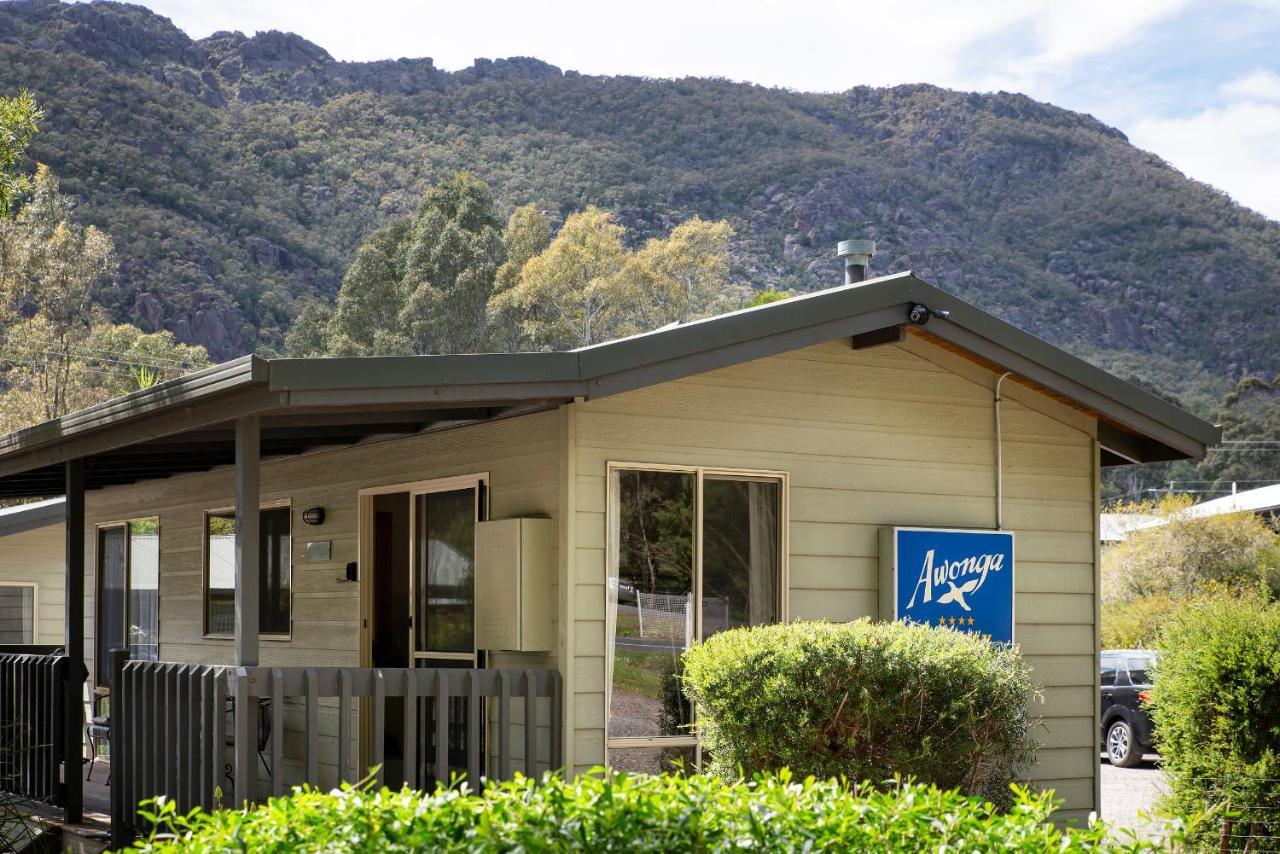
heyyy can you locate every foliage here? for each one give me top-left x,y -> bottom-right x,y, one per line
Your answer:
6,0 -> 1279,404
1101,591 -> 1182,649
130,771 -> 1172,853
330,172 -> 503,355
1100,496 -> 1280,606
679,619 -> 1038,805
491,208 -> 736,350
487,204 -> 552,352
0,89 -> 39,217
0,160 -> 209,431
745,289 -> 790,307
491,205 -> 627,349
1152,595 -> 1280,850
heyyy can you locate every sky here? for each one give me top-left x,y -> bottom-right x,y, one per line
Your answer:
139,0 -> 1280,222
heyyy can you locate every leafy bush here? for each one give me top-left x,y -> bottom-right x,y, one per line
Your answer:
1101,591 -> 1181,648
132,771 -> 1170,853
1101,497 -> 1280,606
1153,594 -> 1280,849
680,619 -> 1037,804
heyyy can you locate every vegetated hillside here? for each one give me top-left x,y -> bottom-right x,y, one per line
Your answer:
1,0 -> 1278,416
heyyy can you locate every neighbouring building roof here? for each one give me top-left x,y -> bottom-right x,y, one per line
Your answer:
0,497 -> 66,536
1183,484 -> 1280,520
1101,483 -> 1280,543
0,271 -> 1221,499
1099,512 -> 1165,543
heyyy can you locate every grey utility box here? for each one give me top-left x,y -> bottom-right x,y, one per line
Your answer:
475,517 -> 555,651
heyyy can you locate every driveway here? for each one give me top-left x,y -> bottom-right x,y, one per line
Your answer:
1100,758 -> 1167,840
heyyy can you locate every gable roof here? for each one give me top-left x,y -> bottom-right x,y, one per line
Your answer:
0,271 -> 1219,497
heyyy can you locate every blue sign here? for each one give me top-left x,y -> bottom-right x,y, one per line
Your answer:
893,528 -> 1015,644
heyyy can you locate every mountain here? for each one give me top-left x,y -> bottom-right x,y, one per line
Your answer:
1,0 -> 1278,416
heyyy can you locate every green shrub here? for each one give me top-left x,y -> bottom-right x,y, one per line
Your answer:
132,771 -> 1170,853
1153,594 -> 1280,849
680,619 -> 1038,804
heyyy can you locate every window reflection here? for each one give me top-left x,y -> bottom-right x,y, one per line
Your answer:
609,469 -> 695,740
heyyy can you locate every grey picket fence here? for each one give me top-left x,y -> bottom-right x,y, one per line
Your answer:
111,654 -> 561,843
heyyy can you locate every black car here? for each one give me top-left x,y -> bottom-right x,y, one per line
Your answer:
1100,649 -> 1156,767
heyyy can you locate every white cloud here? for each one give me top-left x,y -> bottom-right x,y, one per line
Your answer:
1129,101 -> 1280,219
1221,69 -> 1280,102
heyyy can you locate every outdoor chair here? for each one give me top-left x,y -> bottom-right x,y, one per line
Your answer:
86,686 -> 110,783
223,696 -> 273,791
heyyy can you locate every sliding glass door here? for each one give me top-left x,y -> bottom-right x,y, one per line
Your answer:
606,466 -> 785,773
96,519 -> 160,685
410,478 -> 485,786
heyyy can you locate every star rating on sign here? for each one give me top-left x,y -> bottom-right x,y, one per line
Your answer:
937,616 -> 979,628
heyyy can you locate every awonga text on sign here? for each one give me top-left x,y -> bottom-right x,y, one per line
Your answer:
887,527 -> 1015,644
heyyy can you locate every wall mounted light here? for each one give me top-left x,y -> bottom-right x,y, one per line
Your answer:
302,507 -> 325,526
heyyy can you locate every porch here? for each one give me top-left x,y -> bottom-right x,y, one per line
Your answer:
2,644 -> 561,845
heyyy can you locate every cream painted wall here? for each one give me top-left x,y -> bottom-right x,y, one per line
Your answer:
83,409 -> 561,786
567,335 -> 1100,822
0,523 -> 65,646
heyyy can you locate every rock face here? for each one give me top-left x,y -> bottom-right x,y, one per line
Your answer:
1,0 -> 1277,382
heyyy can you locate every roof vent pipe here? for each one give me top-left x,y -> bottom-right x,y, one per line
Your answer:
837,239 -> 876,283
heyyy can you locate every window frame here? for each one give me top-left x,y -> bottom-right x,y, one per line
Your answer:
94,518 -> 161,685
202,499 -> 293,641
604,462 -> 789,757
0,581 -> 38,645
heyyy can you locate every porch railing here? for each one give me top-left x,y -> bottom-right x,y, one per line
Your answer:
0,646 -> 72,806
112,653 -> 562,841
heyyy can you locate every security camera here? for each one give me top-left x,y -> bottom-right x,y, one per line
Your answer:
908,304 -> 951,325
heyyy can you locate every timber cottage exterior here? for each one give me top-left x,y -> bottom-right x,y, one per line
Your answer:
0,271 -> 1218,839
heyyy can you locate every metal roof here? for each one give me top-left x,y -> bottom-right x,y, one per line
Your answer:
0,271 -> 1220,498
0,497 -> 66,536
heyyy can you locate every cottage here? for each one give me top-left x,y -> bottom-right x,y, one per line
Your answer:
0,269 -> 1218,834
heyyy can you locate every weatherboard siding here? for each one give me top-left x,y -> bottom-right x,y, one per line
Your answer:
569,336 -> 1099,819
0,523 -> 65,646
82,409 -> 561,787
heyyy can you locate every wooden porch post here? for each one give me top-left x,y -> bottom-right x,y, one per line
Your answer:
233,415 -> 259,806
234,414 -> 260,667
64,458 -> 84,823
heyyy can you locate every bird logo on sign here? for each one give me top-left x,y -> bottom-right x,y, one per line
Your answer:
936,578 -> 980,611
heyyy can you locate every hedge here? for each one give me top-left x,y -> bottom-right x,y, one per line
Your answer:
680,619 -> 1037,803
1153,594 -> 1280,850
130,772 -> 1170,853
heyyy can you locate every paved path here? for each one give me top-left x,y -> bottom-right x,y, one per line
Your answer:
1100,758 -> 1167,840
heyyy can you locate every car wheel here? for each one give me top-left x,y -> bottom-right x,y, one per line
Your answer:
1106,719 -> 1141,767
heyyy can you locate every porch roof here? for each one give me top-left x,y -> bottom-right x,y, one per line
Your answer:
0,271 -> 1219,497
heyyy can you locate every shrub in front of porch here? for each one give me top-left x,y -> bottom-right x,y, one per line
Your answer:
680,619 -> 1037,804
130,772 -> 1167,852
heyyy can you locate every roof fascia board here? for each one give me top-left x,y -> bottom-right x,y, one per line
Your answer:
582,304 -> 911,400
0,355 -> 265,457
0,386 -> 285,479
924,320 -> 1209,459
281,384 -> 583,408
267,352 -> 581,391
912,287 -> 1218,447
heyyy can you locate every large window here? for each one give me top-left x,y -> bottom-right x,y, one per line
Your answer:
205,505 -> 291,637
96,519 -> 160,684
606,466 -> 785,772
0,583 -> 36,644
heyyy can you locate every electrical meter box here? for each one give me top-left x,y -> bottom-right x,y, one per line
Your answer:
475,517 -> 554,651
